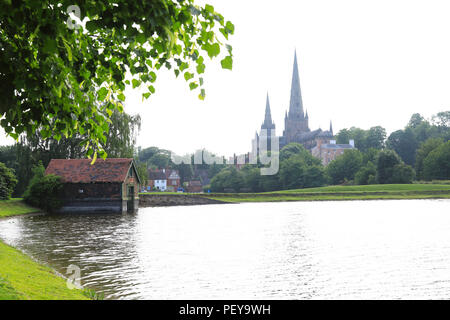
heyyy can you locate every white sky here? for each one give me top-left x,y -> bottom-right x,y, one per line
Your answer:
2,0 -> 450,157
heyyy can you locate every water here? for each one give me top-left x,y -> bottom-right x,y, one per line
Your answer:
0,200 -> 449,299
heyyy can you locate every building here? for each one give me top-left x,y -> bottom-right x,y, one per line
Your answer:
186,180 -> 203,193
312,139 -> 356,165
45,158 -> 141,213
148,169 -> 167,191
148,168 -> 181,191
166,169 -> 181,191
253,51 -> 334,157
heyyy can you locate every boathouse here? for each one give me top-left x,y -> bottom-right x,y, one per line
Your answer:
45,158 -> 141,213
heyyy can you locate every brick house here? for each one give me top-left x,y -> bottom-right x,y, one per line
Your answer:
311,139 -> 356,166
186,180 -> 203,193
45,158 -> 141,213
166,170 -> 181,191
148,168 -> 181,191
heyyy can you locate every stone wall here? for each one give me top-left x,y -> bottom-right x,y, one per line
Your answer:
139,194 -> 225,207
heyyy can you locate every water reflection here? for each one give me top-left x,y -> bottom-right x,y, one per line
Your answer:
0,200 -> 449,299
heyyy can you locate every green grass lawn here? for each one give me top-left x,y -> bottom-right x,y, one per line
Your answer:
201,184 -> 450,203
0,241 -> 89,300
0,198 -> 41,218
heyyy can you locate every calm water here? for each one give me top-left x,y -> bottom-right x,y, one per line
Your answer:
0,200 -> 450,299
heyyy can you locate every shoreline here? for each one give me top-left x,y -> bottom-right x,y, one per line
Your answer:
0,199 -> 91,300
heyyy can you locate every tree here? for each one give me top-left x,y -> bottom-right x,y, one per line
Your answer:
279,156 -> 306,189
148,153 -> 171,169
326,149 -> 363,185
355,161 -> 377,185
376,149 -> 402,184
174,163 -> 194,184
210,166 -> 244,192
135,161 -> 148,187
415,138 -> 444,180
365,126 -> 386,150
386,128 -> 418,165
423,141 -> 450,180
103,110 -> 141,158
391,163 -> 415,184
1,1 -> 234,158
0,161 -> 17,200
23,162 -> 63,211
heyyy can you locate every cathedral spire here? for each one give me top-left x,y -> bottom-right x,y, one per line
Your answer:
288,50 -> 304,118
261,93 -> 275,129
329,120 -> 333,135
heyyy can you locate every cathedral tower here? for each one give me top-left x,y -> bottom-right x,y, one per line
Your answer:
282,51 -> 310,144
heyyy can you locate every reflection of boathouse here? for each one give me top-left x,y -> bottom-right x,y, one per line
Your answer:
45,158 -> 141,213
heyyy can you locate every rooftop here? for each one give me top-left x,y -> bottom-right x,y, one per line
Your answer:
45,158 -> 134,183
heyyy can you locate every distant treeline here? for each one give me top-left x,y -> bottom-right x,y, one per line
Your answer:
0,111 -> 448,197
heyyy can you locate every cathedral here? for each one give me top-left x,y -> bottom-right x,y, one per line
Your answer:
253,51 -> 333,153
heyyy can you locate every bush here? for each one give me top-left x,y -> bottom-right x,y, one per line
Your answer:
355,161 -> 377,185
23,163 -> 63,212
326,149 -> 363,185
391,163 -> 415,184
0,162 -> 17,200
423,141 -> 450,180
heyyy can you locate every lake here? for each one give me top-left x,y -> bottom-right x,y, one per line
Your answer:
0,199 -> 449,299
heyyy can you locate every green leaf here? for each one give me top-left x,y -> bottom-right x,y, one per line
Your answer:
132,79 -> 141,88
220,56 -> 233,70
149,71 -> 157,82
189,82 -> 198,90
142,92 -> 151,100
148,85 -> 155,93
97,87 -> 108,101
198,89 -> 206,100
118,93 -> 126,101
62,40 -> 72,62
196,63 -> 205,74
204,43 -> 220,58
86,20 -> 100,33
205,4 -> 214,13
184,72 -> 194,81
136,33 -> 146,45
42,37 -> 57,54
226,21 -> 235,34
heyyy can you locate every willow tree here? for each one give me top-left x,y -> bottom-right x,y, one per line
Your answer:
0,0 -> 234,160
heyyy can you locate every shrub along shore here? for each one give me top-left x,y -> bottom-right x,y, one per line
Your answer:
0,200 -> 89,300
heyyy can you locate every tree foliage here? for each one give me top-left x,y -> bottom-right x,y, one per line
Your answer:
23,162 -> 63,211
423,141 -> 450,180
0,161 -> 17,200
336,126 -> 386,152
0,0 -> 234,158
326,149 -> 363,185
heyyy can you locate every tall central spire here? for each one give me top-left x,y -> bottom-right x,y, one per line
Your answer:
288,50 -> 304,118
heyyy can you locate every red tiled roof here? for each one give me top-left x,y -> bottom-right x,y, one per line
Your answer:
45,158 -> 133,183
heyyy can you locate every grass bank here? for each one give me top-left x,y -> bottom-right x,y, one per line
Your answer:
0,198 -> 40,218
200,184 -> 450,203
0,199 -> 89,300
0,241 -> 89,300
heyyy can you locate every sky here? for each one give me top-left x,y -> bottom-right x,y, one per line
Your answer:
2,0 -> 450,157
